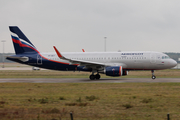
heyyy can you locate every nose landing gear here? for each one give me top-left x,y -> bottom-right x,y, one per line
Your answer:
151,70 -> 156,79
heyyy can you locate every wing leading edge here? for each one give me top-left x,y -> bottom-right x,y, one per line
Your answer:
53,46 -> 105,69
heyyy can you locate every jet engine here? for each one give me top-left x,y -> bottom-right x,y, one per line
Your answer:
105,66 -> 128,77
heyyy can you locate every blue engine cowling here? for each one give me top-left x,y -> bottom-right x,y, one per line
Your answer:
105,66 -> 128,77
105,66 -> 123,77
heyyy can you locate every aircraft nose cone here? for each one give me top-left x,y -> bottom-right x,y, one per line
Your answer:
171,59 -> 177,67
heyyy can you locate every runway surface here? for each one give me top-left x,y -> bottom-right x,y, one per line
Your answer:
0,78 -> 179,83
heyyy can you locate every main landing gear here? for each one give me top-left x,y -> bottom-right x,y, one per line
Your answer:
151,70 -> 156,80
89,74 -> 101,80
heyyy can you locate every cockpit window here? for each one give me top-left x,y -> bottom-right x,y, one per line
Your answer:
162,56 -> 170,59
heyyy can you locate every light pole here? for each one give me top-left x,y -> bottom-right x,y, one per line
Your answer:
104,37 -> 107,52
1,40 -> 6,68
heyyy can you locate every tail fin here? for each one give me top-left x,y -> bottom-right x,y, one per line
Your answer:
9,26 -> 39,54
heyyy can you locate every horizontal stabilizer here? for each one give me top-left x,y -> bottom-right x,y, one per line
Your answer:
6,56 -> 29,62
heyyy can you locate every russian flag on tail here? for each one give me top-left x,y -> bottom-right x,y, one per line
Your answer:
9,26 -> 39,54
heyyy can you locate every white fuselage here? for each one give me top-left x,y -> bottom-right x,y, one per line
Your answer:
41,51 -> 177,70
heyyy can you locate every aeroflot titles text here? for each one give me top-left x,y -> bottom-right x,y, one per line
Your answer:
121,53 -> 143,55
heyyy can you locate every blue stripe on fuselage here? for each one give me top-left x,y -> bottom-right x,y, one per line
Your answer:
6,53 -> 91,72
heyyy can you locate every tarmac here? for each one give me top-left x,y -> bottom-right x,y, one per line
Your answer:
0,66 -> 179,83
0,78 -> 179,83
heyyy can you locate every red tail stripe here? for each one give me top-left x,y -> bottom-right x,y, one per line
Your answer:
12,38 -> 39,53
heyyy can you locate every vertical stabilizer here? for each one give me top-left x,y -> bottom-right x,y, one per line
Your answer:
9,26 -> 39,54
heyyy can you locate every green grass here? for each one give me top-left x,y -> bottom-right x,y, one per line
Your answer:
0,83 -> 180,119
0,68 -> 179,119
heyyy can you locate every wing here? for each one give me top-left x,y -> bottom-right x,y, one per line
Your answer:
53,46 -> 105,70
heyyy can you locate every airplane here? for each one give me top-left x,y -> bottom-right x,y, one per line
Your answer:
6,26 -> 177,80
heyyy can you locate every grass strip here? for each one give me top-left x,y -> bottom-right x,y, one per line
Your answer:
0,83 -> 180,119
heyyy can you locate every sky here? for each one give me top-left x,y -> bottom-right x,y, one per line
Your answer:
0,0 -> 180,53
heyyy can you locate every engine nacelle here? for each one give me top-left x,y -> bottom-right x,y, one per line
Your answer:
105,66 -> 123,77
105,66 -> 128,77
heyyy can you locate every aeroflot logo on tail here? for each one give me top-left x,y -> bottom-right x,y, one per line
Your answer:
11,33 -> 36,49
121,53 -> 143,55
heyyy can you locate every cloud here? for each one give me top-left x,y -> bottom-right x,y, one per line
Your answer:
0,0 -> 180,53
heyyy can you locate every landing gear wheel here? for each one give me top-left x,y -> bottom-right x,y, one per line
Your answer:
151,70 -> 156,80
89,75 -> 95,80
95,74 -> 100,79
152,75 -> 156,80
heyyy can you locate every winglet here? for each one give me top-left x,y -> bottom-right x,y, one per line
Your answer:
53,46 -> 63,58
82,49 -> 85,52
